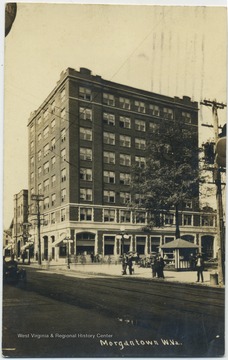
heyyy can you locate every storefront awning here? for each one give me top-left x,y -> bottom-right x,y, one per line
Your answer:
4,244 -> 12,250
21,242 -> 34,251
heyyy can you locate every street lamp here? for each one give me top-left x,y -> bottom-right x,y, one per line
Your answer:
63,237 -> 73,269
116,232 -> 130,255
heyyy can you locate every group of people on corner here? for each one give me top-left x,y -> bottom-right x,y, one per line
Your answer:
151,255 -> 165,279
122,253 -> 134,275
150,252 -> 205,282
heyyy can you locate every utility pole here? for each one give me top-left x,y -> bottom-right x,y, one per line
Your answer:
31,194 -> 44,265
201,99 -> 226,285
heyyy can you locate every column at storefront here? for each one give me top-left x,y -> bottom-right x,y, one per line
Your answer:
132,235 -> 136,253
198,234 -> 202,252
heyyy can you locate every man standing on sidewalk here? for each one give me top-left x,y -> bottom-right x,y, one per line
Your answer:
195,253 -> 204,283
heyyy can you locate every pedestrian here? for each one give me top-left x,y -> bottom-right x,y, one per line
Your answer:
151,256 -> 157,278
21,251 -> 26,264
122,253 -> 128,275
157,256 -> 165,278
195,253 -> 204,282
127,254 -> 133,275
90,252 -> 94,263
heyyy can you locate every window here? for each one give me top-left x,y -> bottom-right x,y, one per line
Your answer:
120,135 -> 131,148
119,116 -> 131,129
103,93 -> 115,106
43,179 -> 49,192
43,109 -> 48,121
37,117 -> 41,125
201,215 -> 214,227
103,209 -> 115,222
120,154 -> 131,166
51,138 -> 56,150
80,147 -> 92,161
135,100 -> 145,113
79,87 -> 92,101
183,201 -> 192,209
80,127 -> 92,141
183,214 -> 192,226
30,124 -> 34,134
104,171 -> 115,184
135,211 -> 146,224
120,173 -> 131,185
61,148 -> 66,162
44,197 -> 49,210
80,168 -> 92,181
30,141 -> 34,151
51,156 -> 56,168
135,119 -> 146,132
61,208 -> 66,222
103,132 -> 115,145
51,100 -> 56,113
182,111 -> 192,124
120,210 -> 131,223
30,172 -> 34,182
120,192 -> 131,204
38,133 -> 42,142
38,150 -> 42,161
51,119 -> 56,129
135,156 -> 146,167
38,167 -> 42,178
149,122 -> 160,134
80,208 -> 92,221
79,107 -> 92,121
149,104 -> 160,116
165,214 -> 175,225
51,212 -> 56,224
103,190 -> 115,203
103,113 -> 115,126
51,193 -> 56,206
61,129 -> 66,142
43,161 -> 49,174
44,143 -> 49,157
43,126 -> 49,139
51,175 -> 56,187
38,183 -> 42,194
61,188 -> 66,202
119,97 -> 131,109
61,168 -> 66,182
61,108 -> 66,122
43,214 -> 49,226
80,188 -> 93,201
103,151 -> 115,164
163,107 -> 174,119
30,156 -> 34,167
60,88 -> 66,102
135,138 -> 146,150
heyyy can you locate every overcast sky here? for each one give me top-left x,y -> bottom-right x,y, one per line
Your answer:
2,1 -> 227,228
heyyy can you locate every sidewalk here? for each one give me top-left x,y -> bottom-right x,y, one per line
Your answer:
30,261 -> 223,288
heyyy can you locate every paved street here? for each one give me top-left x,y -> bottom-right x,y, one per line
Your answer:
3,267 -> 224,357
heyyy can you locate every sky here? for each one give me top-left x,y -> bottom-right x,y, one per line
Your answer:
1,1 -> 227,229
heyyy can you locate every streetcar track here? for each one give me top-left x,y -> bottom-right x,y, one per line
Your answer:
31,269 -> 224,308
23,270 -> 224,319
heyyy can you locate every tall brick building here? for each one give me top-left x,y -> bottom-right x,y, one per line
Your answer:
28,67 -> 216,262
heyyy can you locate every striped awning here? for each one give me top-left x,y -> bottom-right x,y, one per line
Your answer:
21,242 -> 34,251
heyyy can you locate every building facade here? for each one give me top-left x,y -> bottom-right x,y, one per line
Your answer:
12,189 -> 30,257
28,67 -> 217,262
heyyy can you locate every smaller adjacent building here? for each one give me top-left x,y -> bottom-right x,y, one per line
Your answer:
3,228 -> 13,256
11,189 -> 33,259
